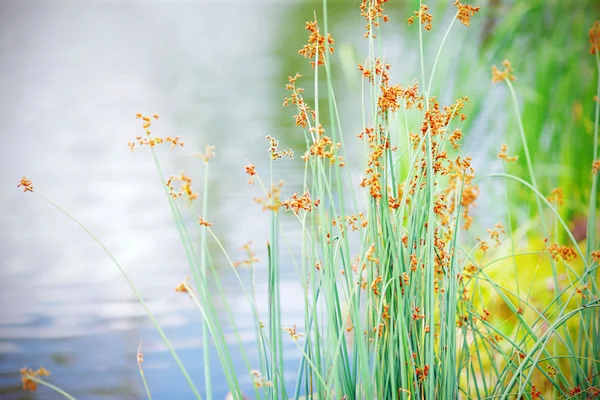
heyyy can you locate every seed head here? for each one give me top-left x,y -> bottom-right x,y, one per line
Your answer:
17,177 -> 34,192
589,21 -> 600,54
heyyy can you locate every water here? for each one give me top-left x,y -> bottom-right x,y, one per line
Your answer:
0,1 -> 504,399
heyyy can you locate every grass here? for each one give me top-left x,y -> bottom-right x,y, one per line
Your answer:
16,1 -> 599,399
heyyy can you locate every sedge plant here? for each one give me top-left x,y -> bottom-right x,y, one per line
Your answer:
17,1 -> 599,399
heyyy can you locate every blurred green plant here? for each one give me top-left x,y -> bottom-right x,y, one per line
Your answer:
480,0 -> 600,227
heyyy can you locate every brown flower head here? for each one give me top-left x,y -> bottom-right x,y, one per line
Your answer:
198,217 -> 212,227
166,173 -> 198,202
454,1 -> 480,27
17,177 -> 34,192
498,143 -> 518,163
298,20 -> 334,68
20,367 -> 51,392
548,243 -> 577,262
408,4 -> 433,31
245,163 -> 256,185
130,114 -> 184,151
589,20 -> 600,54
492,59 -> 516,83
360,0 -> 390,38
282,191 -> 319,214
283,324 -> 304,341
175,277 -> 191,293
547,187 -> 564,206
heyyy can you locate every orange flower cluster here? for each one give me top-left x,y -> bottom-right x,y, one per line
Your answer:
372,275 -> 383,295
477,237 -> 489,253
331,213 -> 368,237
454,1 -> 480,27
492,59 -> 516,83
283,324 -> 304,341
548,243 -> 577,262
359,0 -> 389,38
547,187 -> 564,206
346,212 -> 368,231
589,20 -> 600,54
480,308 -> 491,321
166,173 -> 198,201
446,156 -> 479,230
593,160 -> 600,175
266,135 -> 293,161
415,364 -> 430,380
175,277 -> 191,293
459,263 -> 478,283
283,73 -> 315,128
303,128 -> 343,166
408,5 -> 433,31
417,96 -> 468,143
20,367 -> 50,391
531,385 -> 542,399
575,283 -> 589,297
282,191 -> 319,214
412,305 -> 426,320
358,58 -> 391,86
245,163 -> 257,185
17,176 -> 34,192
298,20 -> 334,68
129,114 -> 184,151
412,307 -> 425,321
486,222 -> 505,246
198,217 -> 212,227
233,241 -> 259,268
359,58 -> 421,117
250,369 -> 273,388
378,83 -> 420,115
498,143 -> 518,163
592,250 -> 600,263
448,128 -> 463,150
253,181 -> 284,212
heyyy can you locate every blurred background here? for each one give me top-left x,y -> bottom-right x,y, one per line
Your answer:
0,0 -> 598,398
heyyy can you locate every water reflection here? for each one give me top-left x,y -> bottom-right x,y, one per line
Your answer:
0,2 -> 311,398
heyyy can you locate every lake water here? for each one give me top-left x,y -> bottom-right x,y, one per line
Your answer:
0,1 -> 506,399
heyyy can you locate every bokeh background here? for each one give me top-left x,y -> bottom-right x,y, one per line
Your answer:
1,0 -> 598,398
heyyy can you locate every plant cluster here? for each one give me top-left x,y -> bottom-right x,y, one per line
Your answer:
16,1 -> 599,399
